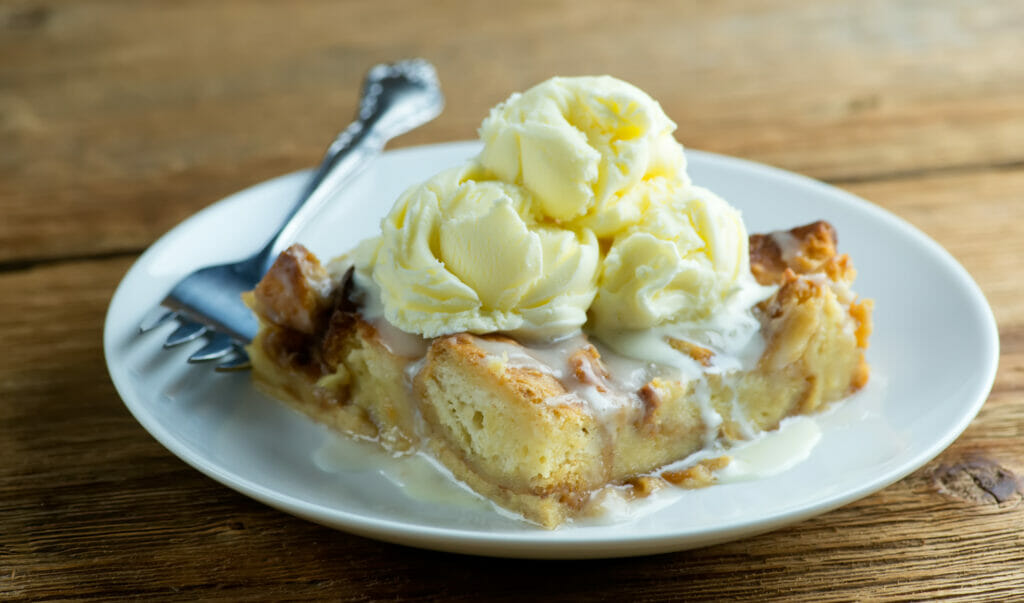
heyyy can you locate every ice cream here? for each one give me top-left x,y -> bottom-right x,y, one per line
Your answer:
478,76 -> 690,236
357,162 -> 600,340
589,185 -> 753,331
354,75 -> 769,354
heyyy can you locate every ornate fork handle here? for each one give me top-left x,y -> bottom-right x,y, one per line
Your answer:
142,59 -> 443,369
255,58 -> 443,275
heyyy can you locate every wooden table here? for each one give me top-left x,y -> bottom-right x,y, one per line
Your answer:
4,1 -> 1022,599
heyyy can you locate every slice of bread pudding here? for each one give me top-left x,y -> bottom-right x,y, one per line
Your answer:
243,220 -> 872,528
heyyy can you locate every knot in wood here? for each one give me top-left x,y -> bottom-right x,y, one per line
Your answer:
931,455 -> 1022,504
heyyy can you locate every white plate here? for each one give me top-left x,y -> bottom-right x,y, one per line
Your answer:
104,141 -> 999,559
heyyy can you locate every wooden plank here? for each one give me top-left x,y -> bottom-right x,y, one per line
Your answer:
4,0 -> 1024,263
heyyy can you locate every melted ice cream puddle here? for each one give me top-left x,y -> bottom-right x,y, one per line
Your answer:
314,433 -> 493,512
716,416 -> 822,483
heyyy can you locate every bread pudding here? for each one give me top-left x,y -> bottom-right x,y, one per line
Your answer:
245,220 -> 870,527
243,76 -> 872,528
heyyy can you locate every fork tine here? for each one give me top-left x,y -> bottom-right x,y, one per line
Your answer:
215,349 -> 252,372
140,308 -> 177,332
187,333 -> 236,363
164,321 -> 207,348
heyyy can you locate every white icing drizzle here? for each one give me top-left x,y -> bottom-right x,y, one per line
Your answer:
691,378 -> 723,447
726,385 -> 758,441
593,279 -> 776,379
472,336 -> 568,380
370,317 -> 430,358
771,230 -> 803,266
473,335 -> 660,420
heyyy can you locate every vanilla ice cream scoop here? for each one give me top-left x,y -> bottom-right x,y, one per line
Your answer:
589,186 -> 753,332
478,76 -> 689,235
362,163 -> 600,340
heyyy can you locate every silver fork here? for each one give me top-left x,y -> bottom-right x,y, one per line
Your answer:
139,59 -> 444,370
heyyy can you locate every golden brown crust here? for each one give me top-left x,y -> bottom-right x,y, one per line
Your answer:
246,267 -> 420,452
568,345 -> 610,386
621,475 -> 664,498
250,244 -> 332,334
636,383 -> 661,426
750,220 -> 842,285
665,337 -> 714,367
661,456 -> 731,488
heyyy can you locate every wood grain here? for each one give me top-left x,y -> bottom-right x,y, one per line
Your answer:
4,0 -> 1024,263
3,0 -> 1023,599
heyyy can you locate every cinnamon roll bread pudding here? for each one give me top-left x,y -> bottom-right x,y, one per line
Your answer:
244,76 -> 872,528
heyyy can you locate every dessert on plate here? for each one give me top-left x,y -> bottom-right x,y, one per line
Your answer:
244,76 -> 873,528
